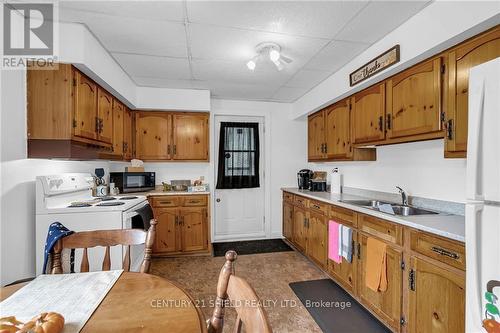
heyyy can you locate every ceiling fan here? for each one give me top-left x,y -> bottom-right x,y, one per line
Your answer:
247,42 -> 292,71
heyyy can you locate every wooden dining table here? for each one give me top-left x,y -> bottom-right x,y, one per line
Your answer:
1,272 -> 208,333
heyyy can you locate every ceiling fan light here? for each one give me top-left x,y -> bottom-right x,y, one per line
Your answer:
247,59 -> 256,71
269,49 -> 280,62
273,59 -> 284,71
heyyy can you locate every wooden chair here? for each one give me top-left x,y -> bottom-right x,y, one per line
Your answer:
207,250 -> 273,333
50,219 -> 157,274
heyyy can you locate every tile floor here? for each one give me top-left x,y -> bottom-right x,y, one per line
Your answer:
150,251 -> 327,333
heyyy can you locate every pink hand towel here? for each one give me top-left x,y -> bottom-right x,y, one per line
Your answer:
328,220 -> 342,264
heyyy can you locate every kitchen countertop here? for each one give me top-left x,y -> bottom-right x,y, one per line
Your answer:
125,186 -> 210,197
282,188 -> 465,243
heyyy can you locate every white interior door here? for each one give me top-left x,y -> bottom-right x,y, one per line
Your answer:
213,116 -> 265,241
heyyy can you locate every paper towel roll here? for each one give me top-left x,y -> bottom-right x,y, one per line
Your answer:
330,168 -> 342,194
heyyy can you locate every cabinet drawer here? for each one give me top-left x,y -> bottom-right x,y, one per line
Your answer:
283,192 -> 294,202
294,195 -> 309,208
309,200 -> 328,215
358,214 -> 402,245
150,196 -> 180,208
410,231 -> 465,270
182,195 -> 208,207
329,205 -> 357,228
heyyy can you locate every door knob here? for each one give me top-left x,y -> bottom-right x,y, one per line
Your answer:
216,198 -> 221,202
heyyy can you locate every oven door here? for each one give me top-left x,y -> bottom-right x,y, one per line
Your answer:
123,200 -> 152,271
123,173 -> 155,193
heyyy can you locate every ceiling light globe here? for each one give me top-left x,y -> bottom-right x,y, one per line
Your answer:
246,60 -> 256,71
269,49 -> 280,62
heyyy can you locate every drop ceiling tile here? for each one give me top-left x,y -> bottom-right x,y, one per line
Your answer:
191,58 -> 292,86
272,86 -> 309,102
285,69 -> 332,88
186,1 -> 368,39
188,23 -> 329,69
113,53 -> 191,79
133,77 -> 208,89
335,1 -> 431,43
305,40 -> 370,72
60,1 -> 185,22
60,8 -> 187,57
207,81 -> 279,100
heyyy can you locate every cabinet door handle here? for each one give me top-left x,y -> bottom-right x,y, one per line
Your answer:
409,268 -> 416,291
357,243 -> 361,260
386,114 -> 392,130
173,145 -> 177,155
95,117 -> 100,133
167,145 -> 171,155
175,216 -> 179,225
446,119 -> 453,140
324,143 -> 327,153
312,204 -> 321,210
378,116 -> 384,132
431,246 -> 460,260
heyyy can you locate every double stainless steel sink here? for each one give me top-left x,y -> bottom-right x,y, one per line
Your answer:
339,199 -> 439,216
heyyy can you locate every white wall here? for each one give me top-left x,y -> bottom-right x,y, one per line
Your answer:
307,139 -> 467,203
293,1 -> 500,118
0,70 -> 110,286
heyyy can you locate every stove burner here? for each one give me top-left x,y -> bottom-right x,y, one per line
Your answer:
96,201 -> 126,207
68,203 -> 92,208
119,196 -> 138,200
99,196 -> 117,201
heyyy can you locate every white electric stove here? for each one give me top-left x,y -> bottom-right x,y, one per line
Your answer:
35,173 -> 150,275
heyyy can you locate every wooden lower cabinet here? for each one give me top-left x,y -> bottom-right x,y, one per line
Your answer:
153,208 -> 179,253
408,257 -> 465,333
358,233 -> 403,332
150,195 -> 210,256
292,206 -> 308,252
283,201 -> 294,240
327,229 -> 357,294
306,211 -> 327,268
282,192 -> 466,332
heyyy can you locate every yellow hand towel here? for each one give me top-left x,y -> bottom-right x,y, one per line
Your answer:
366,237 -> 388,292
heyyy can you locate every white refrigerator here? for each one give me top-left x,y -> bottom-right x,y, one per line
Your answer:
465,57 -> 500,333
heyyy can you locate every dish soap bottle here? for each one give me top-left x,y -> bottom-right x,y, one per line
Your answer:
330,168 -> 342,194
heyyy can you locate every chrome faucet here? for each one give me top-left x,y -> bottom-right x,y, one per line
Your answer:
396,186 -> 408,206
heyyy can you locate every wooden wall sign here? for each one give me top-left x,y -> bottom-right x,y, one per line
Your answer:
350,45 -> 400,86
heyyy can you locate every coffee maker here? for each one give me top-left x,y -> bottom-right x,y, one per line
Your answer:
297,169 -> 313,190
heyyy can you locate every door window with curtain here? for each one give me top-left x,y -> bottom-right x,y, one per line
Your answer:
216,122 -> 260,189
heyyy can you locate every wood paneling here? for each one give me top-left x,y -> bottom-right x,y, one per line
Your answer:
112,99 -> 124,156
408,257 -> 465,333
308,111 -> 326,160
172,113 -> 209,161
135,112 -> 172,160
358,233 -> 403,332
352,82 -> 386,144
73,70 -> 98,141
445,27 -> 500,157
387,58 -> 442,139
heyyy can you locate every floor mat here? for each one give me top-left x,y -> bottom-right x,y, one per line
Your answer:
212,238 -> 292,257
289,278 -> 391,333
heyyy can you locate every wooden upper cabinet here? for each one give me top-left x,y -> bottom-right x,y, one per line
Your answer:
358,233 -> 403,332
325,99 -> 351,159
308,110 -> 326,161
135,112 -> 171,160
112,99 -> 124,156
352,82 -> 386,144
73,70 -> 98,141
445,27 -> 500,158
179,207 -> 208,252
97,88 -> 113,144
408,257 -> 465,333
387,58 -> 443,139
172,113 -> 209,161
123,108 -> 133,160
